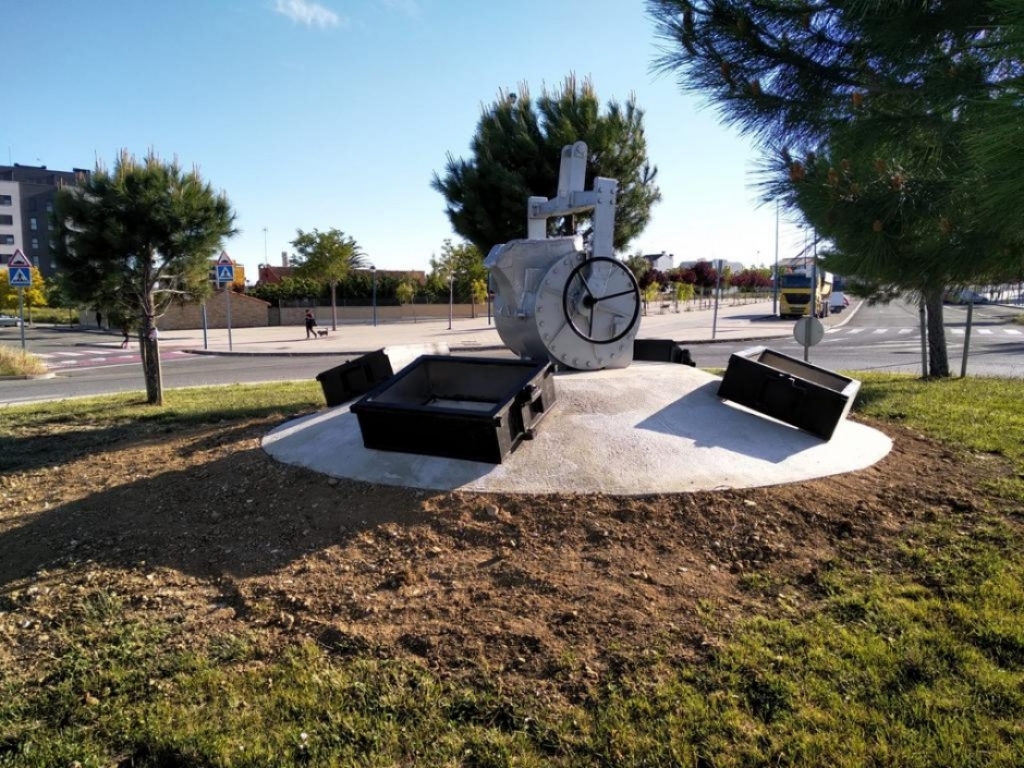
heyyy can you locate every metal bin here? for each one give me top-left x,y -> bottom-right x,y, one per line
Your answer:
717,346 -> 860,440
315,349 -> 394,407
633,338 -> 696,366
350,356 -> 556,463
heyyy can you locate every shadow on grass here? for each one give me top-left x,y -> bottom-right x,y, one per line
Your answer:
0,402 -> 321,475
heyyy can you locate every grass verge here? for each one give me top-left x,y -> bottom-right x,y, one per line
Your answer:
2,375 -> 1023,767
0,344 -> 48,377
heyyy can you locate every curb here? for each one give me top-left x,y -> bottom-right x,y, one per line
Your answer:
0,372 -> 56,381
182,344 -> 512,358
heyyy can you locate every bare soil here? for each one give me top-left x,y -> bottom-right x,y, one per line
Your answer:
0,414 -> 1000,701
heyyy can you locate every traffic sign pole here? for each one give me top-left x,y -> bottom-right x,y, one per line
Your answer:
218,252 -> 235,352
18,288 -> 26,351
225,280 -> 233,352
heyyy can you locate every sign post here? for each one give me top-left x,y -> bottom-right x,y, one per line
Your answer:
793,316 -> 824,362
6,249 -> 32,351
711,258 -> 724,340
217,252 -> 235,352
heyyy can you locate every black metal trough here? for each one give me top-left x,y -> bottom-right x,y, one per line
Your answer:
350,356 -> 557,463
717,346 -> 860,440
633,338 -> 696,366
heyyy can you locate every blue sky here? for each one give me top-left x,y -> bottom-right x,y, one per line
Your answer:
4,0 -> 808,280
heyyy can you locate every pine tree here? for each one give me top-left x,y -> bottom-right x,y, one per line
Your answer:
53,151 -> 236,404
649,0 -> 1024,376
432,74 -> 661,256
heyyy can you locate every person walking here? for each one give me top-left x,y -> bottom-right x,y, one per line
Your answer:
120,324 -> 130,349
304,310 -> 317,340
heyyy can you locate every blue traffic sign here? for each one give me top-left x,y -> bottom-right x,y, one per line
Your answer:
216,265 -> 235,283
8,267 -> 31,287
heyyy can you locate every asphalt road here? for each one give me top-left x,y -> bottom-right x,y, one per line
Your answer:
692,299 -> 1024,376
2,301 -> 1021,406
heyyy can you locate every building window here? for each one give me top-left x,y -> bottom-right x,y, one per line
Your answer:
0,214 -> 12,225
50,260 -> 57,270
46,202 -> 53,213
30,218 -> 38,231
1,235 -> 14,245
31,238 -> 39,250
0,195 -> 11,206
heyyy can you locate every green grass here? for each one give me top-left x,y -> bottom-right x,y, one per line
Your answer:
854,373 -> 1024,503
2,376 -> 1024,766
1,381 -> 322,430
0,382 -> 323,473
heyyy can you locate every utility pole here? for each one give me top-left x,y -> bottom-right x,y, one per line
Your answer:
448,268 -> 454,330
772,200 -> 779,316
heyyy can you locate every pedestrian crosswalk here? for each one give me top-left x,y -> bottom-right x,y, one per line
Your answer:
35,348 -> 191,369
834,327 -> 1021,337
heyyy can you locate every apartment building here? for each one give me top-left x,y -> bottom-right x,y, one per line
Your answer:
0,163 -> 90,277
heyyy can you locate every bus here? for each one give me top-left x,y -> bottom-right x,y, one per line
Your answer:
779,270 -> 834,318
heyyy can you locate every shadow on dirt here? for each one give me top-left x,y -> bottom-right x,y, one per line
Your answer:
0,435 -> 440,589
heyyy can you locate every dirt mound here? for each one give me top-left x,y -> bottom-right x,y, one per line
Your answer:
0,415 -> 986,700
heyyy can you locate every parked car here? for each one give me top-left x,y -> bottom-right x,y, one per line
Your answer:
0,314 -> 23,327
944,289 -> 989,305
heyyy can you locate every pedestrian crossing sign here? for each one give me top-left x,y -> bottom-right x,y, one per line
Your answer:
8,268 -> 31,287
6,250 -> 32,287
217,264 -> 235,284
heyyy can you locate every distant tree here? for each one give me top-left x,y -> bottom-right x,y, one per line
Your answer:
673,281 -> 695,305
0,267 -> 48,312
730,267 -> 771,292
642,283 -> 661,314
638,268 -> 667,291
291,228 -> 368,330
426,240 -> 486,303
691,261 -> 718,296
43,274 -> 81,325
53,151 -> 235,404
432,74 -> 661,256
396,281 -> 416,306
470,278 -> 489,305
625,253 -> 651,283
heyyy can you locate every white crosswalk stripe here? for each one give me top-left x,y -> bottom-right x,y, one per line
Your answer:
833,326 -> 1021,338
35,348 -> 191,369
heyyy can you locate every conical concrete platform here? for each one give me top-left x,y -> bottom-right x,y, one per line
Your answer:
262,363 -> 892,495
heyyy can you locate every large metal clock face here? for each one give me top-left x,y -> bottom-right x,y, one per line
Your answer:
534,255 -> 641,369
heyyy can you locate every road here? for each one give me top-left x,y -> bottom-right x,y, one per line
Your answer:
1,301 -> 1021,406
689,300 -> 1024,375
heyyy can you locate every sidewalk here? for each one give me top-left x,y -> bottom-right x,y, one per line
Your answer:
76,298 -> 858,357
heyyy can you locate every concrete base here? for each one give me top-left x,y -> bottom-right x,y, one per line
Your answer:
262,363 -> 892,495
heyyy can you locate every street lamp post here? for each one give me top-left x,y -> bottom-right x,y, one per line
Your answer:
772,200 -> 780,316
371,266 -> 377,327
448,270 -> 454,330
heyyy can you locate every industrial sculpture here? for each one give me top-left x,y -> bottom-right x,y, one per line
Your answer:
484,141 -> 642,370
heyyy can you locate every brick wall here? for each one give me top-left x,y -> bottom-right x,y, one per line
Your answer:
280,304 -> 487,326
159,291 -> 270,330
